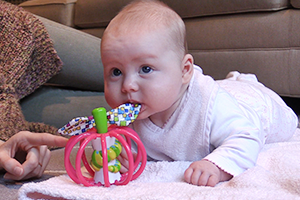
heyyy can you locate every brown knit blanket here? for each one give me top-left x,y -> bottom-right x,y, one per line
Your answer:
0,1 -> 63,141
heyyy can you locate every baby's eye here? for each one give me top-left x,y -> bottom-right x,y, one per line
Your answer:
112,68 -> 122,77
140,66 -> 153,74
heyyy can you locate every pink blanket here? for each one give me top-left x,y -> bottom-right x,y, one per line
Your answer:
19,128 -> 300,200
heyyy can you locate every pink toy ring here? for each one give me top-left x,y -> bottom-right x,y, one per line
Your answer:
64,126 -> 147,187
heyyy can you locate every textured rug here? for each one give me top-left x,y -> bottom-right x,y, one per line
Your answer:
19,128 -> 300,200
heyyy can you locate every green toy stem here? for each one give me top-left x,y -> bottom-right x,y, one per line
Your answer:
92,107 -> 108,133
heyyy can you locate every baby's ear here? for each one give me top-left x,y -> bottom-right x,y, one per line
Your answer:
181,54 -> 194,84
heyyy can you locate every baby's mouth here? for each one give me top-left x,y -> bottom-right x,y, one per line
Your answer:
125,100 -> 140,106
125,102 -> 142,116
123,101 -> 142,110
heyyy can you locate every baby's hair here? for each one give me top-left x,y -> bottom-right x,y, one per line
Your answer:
103,0 -> 188,57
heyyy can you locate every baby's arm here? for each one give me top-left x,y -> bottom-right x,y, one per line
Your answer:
184,89 -> 264,187
184,159 -> 232,186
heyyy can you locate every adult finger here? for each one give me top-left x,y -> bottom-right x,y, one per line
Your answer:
37,145 -> 51,177
1,156 -> 24,179
22,146 -> 51,180
22,132 -> 68,147
17,147 -> 40,180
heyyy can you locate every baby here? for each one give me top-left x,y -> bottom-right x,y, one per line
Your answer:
101,0 -> 298,186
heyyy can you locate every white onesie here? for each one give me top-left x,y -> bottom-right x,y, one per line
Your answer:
131,66 -> 298,176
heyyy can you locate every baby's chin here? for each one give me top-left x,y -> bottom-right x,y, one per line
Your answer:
136,114 -> 146,120
134,104 -> 148,120
136,109 -> 152,121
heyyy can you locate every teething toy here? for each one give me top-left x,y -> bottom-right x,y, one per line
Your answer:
61,103 -> 147,187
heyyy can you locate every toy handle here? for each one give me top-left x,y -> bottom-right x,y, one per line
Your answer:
92,107 -> 107,133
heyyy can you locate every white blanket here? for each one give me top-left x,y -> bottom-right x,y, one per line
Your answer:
19,129 -> 300,200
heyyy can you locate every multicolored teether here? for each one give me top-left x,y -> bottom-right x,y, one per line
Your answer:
62,103 -> 147,187
58,103 -> 141,136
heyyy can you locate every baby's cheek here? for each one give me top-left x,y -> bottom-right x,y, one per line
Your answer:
104,91 -> 118,108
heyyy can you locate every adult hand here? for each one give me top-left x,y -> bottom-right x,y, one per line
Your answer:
0,131 -> 68,180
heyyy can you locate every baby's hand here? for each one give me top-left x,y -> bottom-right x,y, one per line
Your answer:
117,147 -> 137,173
184,159 -> 232,187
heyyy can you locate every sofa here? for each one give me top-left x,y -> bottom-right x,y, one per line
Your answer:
18,0 -> 300,128
18,16 -> 110,129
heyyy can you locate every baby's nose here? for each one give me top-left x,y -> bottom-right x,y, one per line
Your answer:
122,77 -> 138,93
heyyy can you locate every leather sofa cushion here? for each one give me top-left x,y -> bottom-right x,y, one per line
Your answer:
291,0 -> 300,7
19,0 -> 76,27
20,86 -> 110,128
40,16 -> 104,92
74,0 -> 290,28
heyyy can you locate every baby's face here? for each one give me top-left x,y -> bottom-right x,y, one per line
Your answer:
101,29 -> 186,125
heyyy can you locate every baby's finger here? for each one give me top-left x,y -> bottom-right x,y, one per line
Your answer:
119,147 -> 129,159
119,164 -> 128,174
117,154 -> 129,171
206,174 -> 219,187
184,167 -> 195,184
198,172 -> 210,186
190,169 -> 202,185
